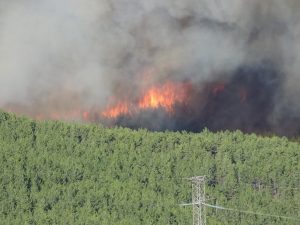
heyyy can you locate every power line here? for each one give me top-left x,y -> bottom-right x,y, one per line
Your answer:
202,202 -> 300,221
181,175 -> 300,224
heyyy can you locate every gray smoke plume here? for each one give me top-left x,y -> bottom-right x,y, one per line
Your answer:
0,0 -> 300,135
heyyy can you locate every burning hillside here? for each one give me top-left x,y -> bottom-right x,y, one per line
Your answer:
1,1 -> 300,136
98,62 -> 283,134
102,81 -> 192,118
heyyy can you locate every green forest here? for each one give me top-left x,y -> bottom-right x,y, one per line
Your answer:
0,110 -> 299,225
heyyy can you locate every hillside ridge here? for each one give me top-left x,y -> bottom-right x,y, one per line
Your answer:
0,111 -> 299,224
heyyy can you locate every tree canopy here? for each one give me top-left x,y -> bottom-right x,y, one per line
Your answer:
0,111 -> 299,224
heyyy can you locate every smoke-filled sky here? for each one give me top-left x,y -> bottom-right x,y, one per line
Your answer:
1,0 -> 300,135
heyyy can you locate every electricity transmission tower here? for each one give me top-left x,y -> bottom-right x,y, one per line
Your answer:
188,176 -> 206,225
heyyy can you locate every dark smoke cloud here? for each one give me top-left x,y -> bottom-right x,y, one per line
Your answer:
0,0 -> 300,135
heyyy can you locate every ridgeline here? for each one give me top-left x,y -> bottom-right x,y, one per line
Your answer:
0,111 -> 299,225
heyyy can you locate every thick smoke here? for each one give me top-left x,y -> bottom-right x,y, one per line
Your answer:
1,0 -> 300,135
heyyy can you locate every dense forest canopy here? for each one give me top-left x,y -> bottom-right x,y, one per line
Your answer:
0,110 -> 299,224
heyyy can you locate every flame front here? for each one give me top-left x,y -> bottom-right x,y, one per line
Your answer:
102,101 -> 131,119
101,81 -> 190,119
138,82 -> 189,113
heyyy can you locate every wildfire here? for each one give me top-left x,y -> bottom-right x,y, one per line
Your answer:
138,82 -> 190,112
101,101 -> 131,119
4,79 -> 250,123
101,81 -> 191,119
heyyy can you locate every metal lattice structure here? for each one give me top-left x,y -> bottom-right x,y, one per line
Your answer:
189,176 -> 206,225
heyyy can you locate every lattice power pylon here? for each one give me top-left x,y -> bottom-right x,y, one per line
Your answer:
189,176 -> 206,225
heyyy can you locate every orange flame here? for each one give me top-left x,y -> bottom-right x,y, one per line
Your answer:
101,81 -> 191,119
138,82 -> 189,113
101,101 -> 131,119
